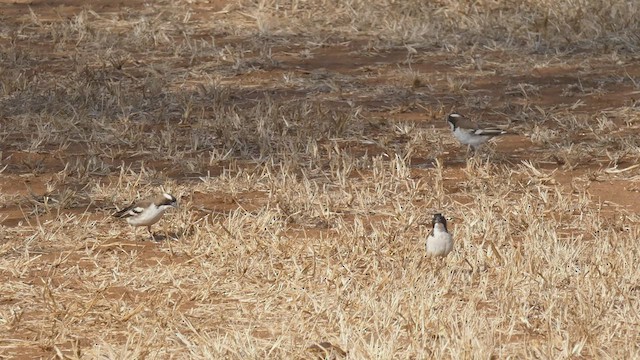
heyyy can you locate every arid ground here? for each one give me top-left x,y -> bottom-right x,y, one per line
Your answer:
1,0 -> 640,358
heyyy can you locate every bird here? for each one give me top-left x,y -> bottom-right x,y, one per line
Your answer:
113,193 -> 178,239
446,113 -> 508,151
426,213 -> 454,257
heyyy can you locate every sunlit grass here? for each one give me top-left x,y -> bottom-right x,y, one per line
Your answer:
1,0 -> 640,358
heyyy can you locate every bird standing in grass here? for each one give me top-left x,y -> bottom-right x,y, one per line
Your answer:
446,113 -> 508,152
426,213 -> 454,257
113,193 -> 178,239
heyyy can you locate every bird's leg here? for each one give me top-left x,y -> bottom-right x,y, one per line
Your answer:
147,226 -> 154,241
470,145 -> 479,157
462,145 -> 473,162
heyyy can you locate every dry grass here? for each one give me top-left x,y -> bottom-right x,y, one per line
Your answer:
1,0 -> 640,358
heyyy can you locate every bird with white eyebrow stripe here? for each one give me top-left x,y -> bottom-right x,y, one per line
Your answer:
113,193 -> 178,240
426,213 -> 454,258
446,113 -> 509,153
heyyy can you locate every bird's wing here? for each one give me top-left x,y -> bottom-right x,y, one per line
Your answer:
455,117 -> 480,130
112,199 -> 152,218
473,127 -> 507,136
455,116 -> 510,136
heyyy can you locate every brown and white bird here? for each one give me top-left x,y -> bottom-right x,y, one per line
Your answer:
426,213 -> 454,257
447,113 -> 508,150
113,193 -> 177,239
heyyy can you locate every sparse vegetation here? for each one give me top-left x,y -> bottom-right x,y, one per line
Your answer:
1,0 -> 640,358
